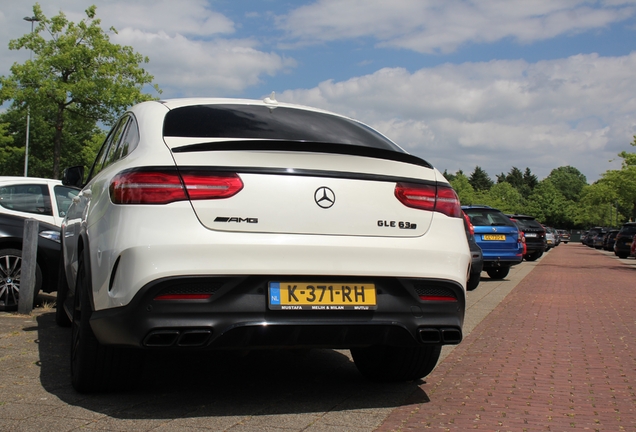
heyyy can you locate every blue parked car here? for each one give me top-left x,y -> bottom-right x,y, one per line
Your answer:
461,205 -> 523,279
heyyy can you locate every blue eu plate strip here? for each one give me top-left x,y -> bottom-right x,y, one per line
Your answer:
269,282 -> 280,305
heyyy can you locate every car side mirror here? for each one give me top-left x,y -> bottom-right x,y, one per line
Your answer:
62,166 -> 85,188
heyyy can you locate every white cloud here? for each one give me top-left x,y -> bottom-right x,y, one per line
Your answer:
279,0 -> 636,53
95,0 -> 235,37
112,28 -> 296,96
279,53 -> 636,180
0,0 -> 295,95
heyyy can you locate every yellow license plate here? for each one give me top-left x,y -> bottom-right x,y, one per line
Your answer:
268,282 -> 377,310
483,234 -> 506,241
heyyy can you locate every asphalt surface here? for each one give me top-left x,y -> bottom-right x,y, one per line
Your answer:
0,243 -> 633,431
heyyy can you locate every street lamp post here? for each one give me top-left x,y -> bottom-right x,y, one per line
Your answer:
23,16 -> 39,177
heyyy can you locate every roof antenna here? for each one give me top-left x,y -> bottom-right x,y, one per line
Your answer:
263,91 -> 277,105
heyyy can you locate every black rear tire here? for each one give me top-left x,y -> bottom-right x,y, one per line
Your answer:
467,272 -> 480,291
55,255 -> 71,327
486,266 -> 510,279
71,255 -> 144,393
351,345 -> 441,382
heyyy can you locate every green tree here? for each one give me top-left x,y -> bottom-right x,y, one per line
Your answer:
450,172 -> 476,205
601,169 -> 636,222
0,3 -> 160,178
524,179 -> 570,227
468,166 -> 494,191
523,168 -> 538,191
504,167 -> 524,189
497,167 -> 535,198
589,138 -> 636,222
546,166 -> 587,202
617,136 -> 636,166
479,182 -> 524,214
575,182 -> 619,227
0,122 -> 19,175
0,102 -> 100,177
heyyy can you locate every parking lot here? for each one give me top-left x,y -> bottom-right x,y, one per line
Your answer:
1,244 -> 634,431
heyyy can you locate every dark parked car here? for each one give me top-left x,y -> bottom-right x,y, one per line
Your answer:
462,206 -> 523,279
592,228 -> 608,249
463,211 -> 483,291
505,214 -> 546,261
614,222 -> 636,258
582,227 -> 601,247
0,213 -> 61,310
557,230 -> 570,243
603,230 -> 619,251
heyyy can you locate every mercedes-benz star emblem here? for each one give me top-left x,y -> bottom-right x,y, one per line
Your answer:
314,187 -> 335,209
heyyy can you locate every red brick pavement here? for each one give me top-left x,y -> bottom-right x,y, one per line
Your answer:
376,245 -> 636,431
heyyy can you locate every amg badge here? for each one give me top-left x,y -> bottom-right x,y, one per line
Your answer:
214,217 -> 259,223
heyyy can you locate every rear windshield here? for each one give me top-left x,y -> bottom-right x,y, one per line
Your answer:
619,224 -> 636,235
513,218 -> 544,230
163,104 -> 403,152
464,209 -> 515,227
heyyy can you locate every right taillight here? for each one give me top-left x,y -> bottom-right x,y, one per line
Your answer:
110,169 -> 243,204
395,183 -> 462,218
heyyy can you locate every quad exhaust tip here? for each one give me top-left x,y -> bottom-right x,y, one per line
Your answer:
143,329 -> 213,347
419,327 -> 462,345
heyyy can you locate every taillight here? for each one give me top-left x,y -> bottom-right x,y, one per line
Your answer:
181,171 -> 243,200
463,211 -> 475,235
394,183 -> 462,218
110,169 -> 243,204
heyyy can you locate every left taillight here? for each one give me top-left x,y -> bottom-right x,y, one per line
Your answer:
394,183 -> 462,218
462,211 -> 475,236
110,169 -> 243,204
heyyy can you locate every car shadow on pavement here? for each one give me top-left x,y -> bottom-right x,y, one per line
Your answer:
34,312 -> 431,420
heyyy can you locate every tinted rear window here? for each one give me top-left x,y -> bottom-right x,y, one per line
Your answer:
464,209 -> 514,227
514,218 -> 544,230
619,224 -> 636,235
163,105 -> 403,152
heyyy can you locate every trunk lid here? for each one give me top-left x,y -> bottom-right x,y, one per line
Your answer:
166,139 -> 438,237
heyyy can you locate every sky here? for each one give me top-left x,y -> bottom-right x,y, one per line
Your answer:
1,0 -> 636,183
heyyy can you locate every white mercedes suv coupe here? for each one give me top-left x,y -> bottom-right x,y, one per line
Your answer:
56,97 -> 471,392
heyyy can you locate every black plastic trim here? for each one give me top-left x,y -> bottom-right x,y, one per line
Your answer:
88,275 -> 465,350
171,140 -> 433,169
115,165 -> 441,187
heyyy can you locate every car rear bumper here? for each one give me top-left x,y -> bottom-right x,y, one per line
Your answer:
525,241 -> 546,253
614,241 -> 632,252
89,275 -> 466,350
480,252 -> 523,267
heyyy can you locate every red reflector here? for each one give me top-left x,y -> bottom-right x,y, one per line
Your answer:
419,295 -> 458,302
110,170 -> 243,204
154,294 -> 212,300
395,183 -> 462,218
